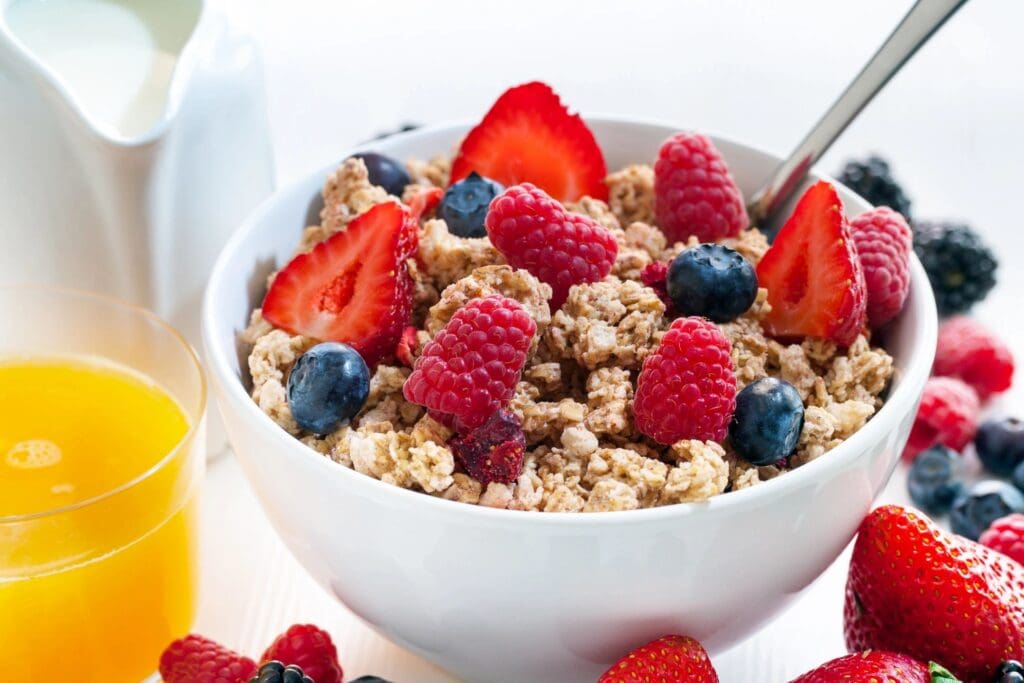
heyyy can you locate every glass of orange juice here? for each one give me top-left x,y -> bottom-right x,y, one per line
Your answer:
0,286 -> 205,681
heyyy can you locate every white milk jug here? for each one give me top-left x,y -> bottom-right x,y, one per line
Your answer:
0,0 -> 274,346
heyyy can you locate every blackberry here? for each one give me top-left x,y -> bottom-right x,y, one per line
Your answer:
837,155 -> 912,220
996,661 -> 1024,683
250,661 -> 314,683
913,222 -> 997,316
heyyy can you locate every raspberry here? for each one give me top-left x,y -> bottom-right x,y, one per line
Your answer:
403,295 -> 536,432
653,132 -> 748,243
849,207 -> 912,327
640,260 -> 675,314
485,183 -> 618,309
902,376 -> 980,461
980,513 -> 1024,565
448,408 -> 526,484
159,634 -> 257,683
634,316 -> 737,444
933,316 -> 1014,400
261,624 -> 343,683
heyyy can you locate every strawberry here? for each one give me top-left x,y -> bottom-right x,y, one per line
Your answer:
262,201 -> 417,366
790,651 -> 958,683
598,635 -> 718,683
449,81 -> 607,203
757,181 -> 867,346
845,505 -> 1024,682
406,185 -> 444,221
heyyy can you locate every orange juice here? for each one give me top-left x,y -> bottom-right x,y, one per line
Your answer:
0,356 -> 200,681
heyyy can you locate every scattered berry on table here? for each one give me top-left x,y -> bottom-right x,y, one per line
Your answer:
438,171 -> 503,237
653,132 -> 748,243
449,81 -> 607,202
995,661 -> 1024,683
485,182 -> 618,309
979,514 -> 1024,566
975,416 -> 1024,477
902,377 -> 979,461
728,377 -> 804,466
836,155 -> 913,221
757,181 -> 867,347
906,445 -> 963,514
348,677 -> 394,683
371,122 -> 420,140
262,201 -> 417,366
448,408 -> 526,484
159,634 -> 257,683
349,152 -> 411,197
634,316 -> 736,444
287,343 -> 370,435
598,635 -> 719,683
950,480 -> 1024,541
789,651 -> 935,683
403,295 -> 535,432
666,244 -> 758,323
848,207 -> 913,327
844,505 -> 1024,682
261,624 -> 343,683
913,221 -> 997,316
639,260 -> 674,313
249,661 -> 313,683
934,317 -> 1014,401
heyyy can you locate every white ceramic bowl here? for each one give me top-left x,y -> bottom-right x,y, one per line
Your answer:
202,118 -> 937,683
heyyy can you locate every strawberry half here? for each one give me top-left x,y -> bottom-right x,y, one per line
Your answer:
262,201 -> 417,366
757,181 -> 867,346
449,81 -> 607,203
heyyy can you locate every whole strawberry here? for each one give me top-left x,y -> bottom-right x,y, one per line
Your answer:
849,207 -> 913,327
844,505 -> 1024,682
485,182 -> 618,309
654,132 -> 748,243
403,294 -> 536,432
790,651 -> 958,683
598,635 -> 719,683
633,316 -> 736,444
902,376 -> 979,461
933,316 -> 1014,401
159,634 -> 257,683
261,624 -> 343,683
980,513 -> 1024,566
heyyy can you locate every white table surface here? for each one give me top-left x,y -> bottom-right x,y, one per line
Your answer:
196,1 -> 1024,680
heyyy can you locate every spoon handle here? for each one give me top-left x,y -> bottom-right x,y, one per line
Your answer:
747,0 -> 969,230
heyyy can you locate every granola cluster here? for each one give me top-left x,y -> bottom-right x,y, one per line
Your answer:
242,154 -> 895,512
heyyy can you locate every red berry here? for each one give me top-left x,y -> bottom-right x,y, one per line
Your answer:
403,295 -> 536,432
849,207 -> 913,327
844,505 -> 1024,682
757,181 -> 868,346
789,651 -> 931,683
980,513 -> 1024,565
159,634 -> 257,683
395,325 -> 419,368
653,132 -> 748,243
634,316 -> 736,444
448,408 -> 526,484
261,624 -> 343,683
485,182 -> 618,310
598,635 -> 719,683
903,376 -> 979,461
449,81 -> 608,202
406,185 -> 444,221
639,260 -> 675,314
262,201 -> 417,366
933,316 -> 1014,401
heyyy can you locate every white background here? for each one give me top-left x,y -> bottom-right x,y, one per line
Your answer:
198,1 -> 1024,680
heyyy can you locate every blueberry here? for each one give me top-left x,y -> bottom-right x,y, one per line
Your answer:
1014,460 -> 1024,494
975,416 -> 1024,476
667,244 -> 758,323
286,342 -> 370,435
349,152 -> 411,196
438,172 -> 503,237
950,480 -> 1024,541
997,661 -> 1024,683
348,678 -> 394,683
729,377 -> 804,465
906,445 -> 964,514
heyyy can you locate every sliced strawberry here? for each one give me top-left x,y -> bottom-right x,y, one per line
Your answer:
406,185 -> 443,221
262,201 -> 417,365
449,81 -> 607,202
757,181 -> 867,346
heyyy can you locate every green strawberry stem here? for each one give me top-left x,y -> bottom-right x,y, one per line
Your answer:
929,661 -> 961,683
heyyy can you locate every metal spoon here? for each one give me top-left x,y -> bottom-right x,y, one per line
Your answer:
747,0 -> 969,233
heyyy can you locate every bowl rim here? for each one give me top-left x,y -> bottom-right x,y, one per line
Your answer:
202,115 -> 938,526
